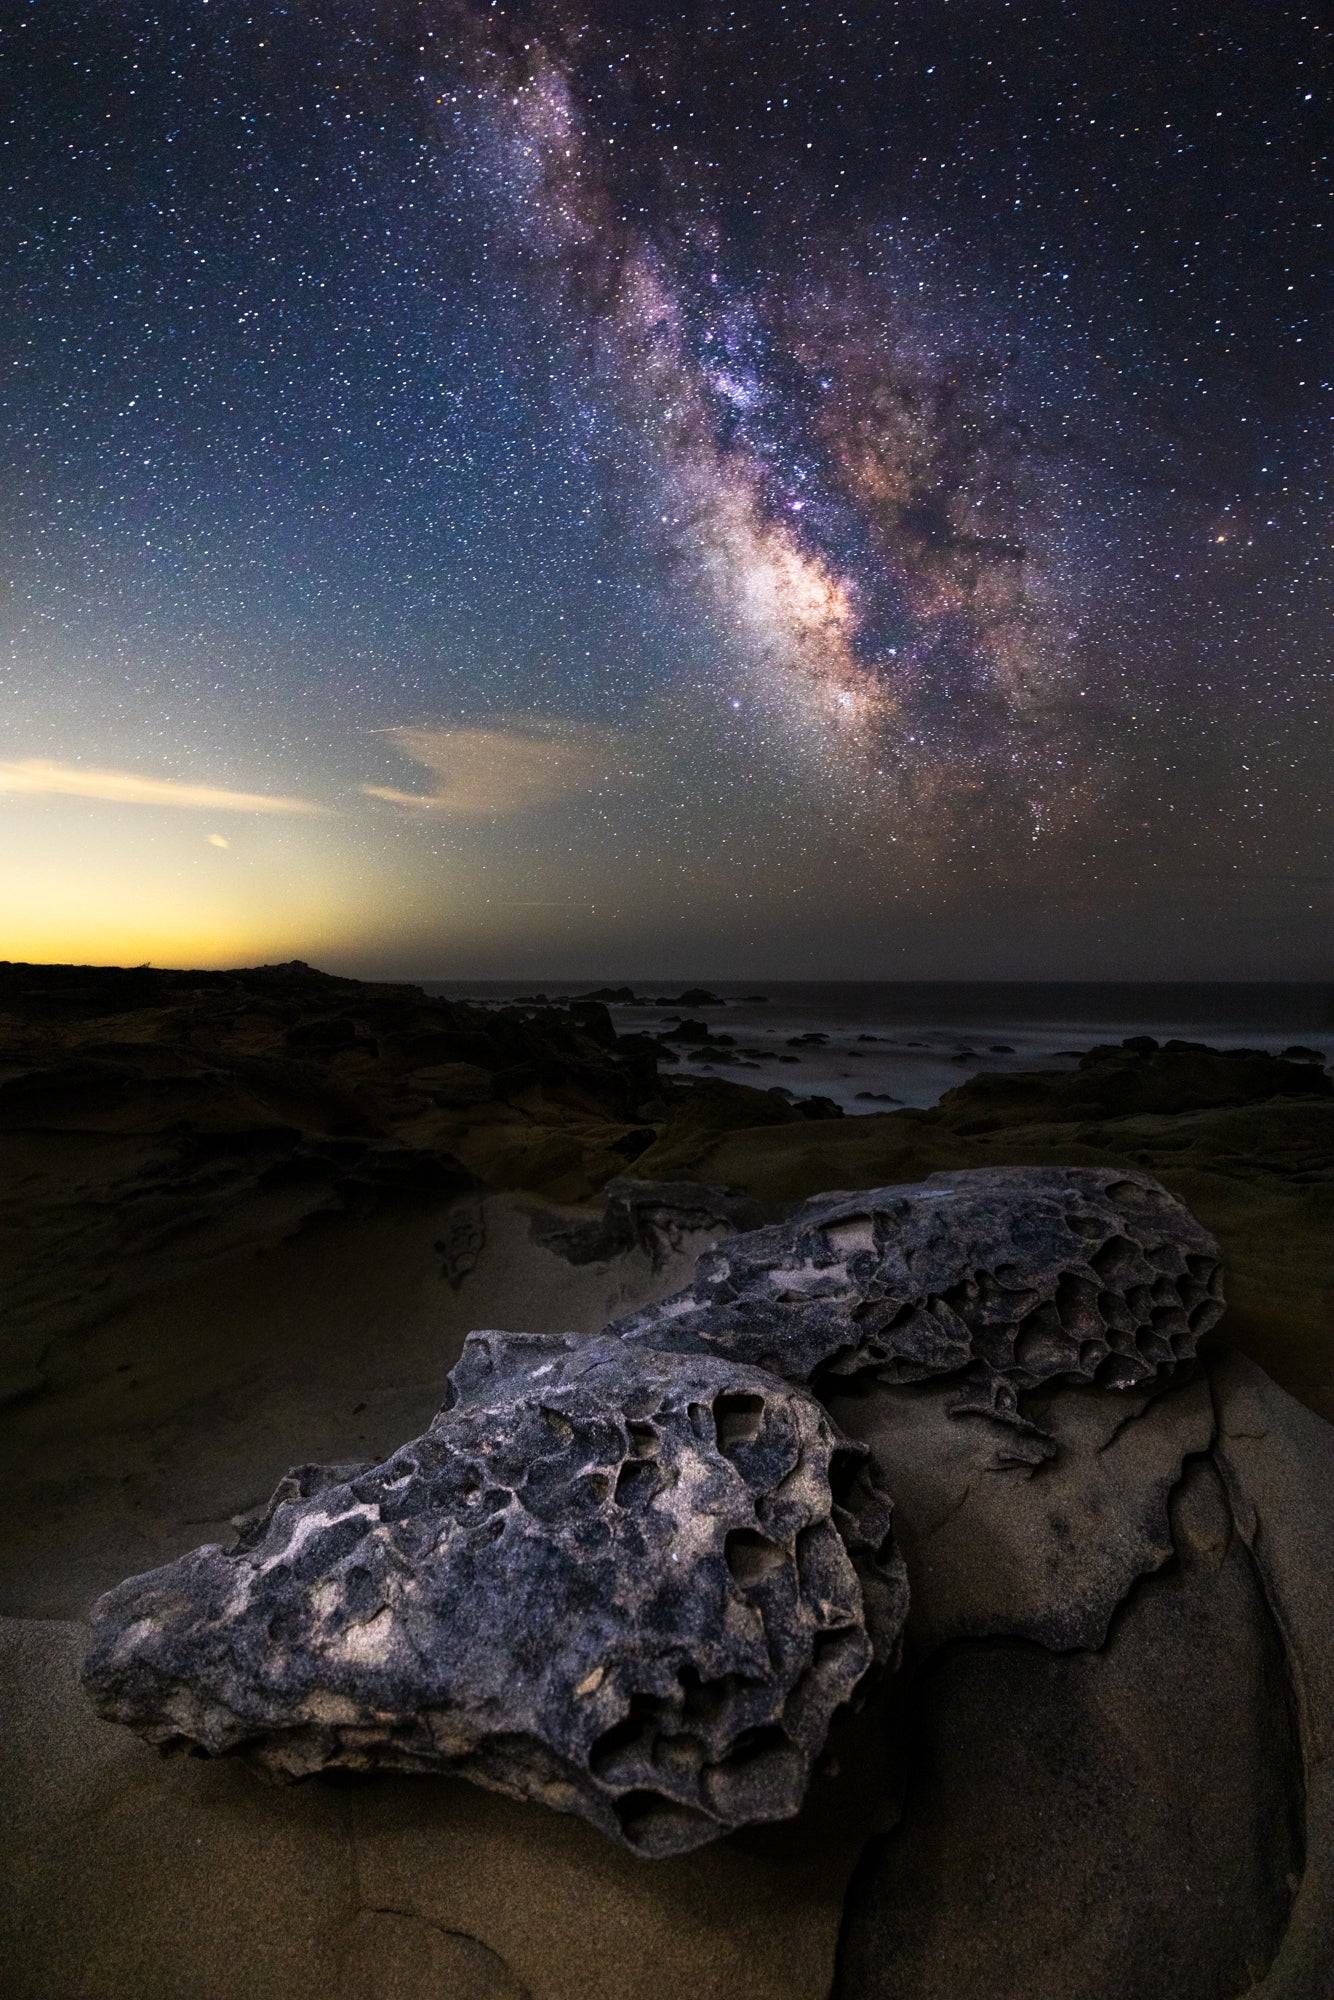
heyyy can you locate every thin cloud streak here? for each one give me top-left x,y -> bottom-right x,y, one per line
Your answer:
0,759 -> 324,814
363,725 -> 605,817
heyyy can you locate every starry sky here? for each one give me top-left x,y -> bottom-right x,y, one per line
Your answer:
2,1 -> 1329,978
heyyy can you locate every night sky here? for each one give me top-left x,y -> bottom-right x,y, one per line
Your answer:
2,2 -> 1329,978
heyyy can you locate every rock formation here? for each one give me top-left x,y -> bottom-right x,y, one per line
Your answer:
609,1167 -> 1224,1465
83,1334 -> 906,1857
83,1162 -> 1224,1859
35,1138 -> 1334,1991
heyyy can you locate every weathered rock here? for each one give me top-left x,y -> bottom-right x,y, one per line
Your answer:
4,1616 -> 870,2000
825,1371 -> 1215,1652
83,1335 -> 906,1857
833,1459 -> 1304,2000
525,1177 -> 767,1270
610,1168 -> 1224,1422
937,1035 -> 1332,1131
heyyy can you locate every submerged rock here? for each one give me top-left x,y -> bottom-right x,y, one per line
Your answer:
83,1334 -> 906,1858
609,1167 -> 1224,1413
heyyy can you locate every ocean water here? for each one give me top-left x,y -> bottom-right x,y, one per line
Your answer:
419,980 -> 1334,1115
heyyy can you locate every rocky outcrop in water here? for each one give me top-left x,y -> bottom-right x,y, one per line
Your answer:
83,1333 -> 906,1857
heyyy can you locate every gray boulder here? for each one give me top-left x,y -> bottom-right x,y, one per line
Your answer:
609,1168 -> 1223,1457
83,1334 -> 906,1858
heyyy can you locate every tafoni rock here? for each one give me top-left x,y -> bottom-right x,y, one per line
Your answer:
609,1166 -> 1224,1463
83,1333 -> 906,1858
82,1164 -> 1225,1859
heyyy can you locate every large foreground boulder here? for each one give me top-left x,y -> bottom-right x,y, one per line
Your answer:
83,1334 -> 906,1857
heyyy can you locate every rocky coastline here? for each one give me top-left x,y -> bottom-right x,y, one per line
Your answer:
2,959 -> 1332,1998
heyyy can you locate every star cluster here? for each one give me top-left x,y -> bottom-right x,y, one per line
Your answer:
1,2 -> 1328,973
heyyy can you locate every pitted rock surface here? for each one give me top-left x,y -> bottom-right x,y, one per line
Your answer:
609,1167 -> 1223,1415
83,1335 -> 906,1858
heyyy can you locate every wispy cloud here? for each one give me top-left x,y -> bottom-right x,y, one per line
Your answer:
0,759 -> 323,814
362,724 -> 606,816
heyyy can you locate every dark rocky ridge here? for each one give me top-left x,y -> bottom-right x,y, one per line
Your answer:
0,959 -> 838,1408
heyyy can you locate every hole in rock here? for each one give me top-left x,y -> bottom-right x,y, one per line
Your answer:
1064,1211 -> 1105,1238
725,1528 -> 788,1588
613,1789 -> 711,1848
1013,1307 -> 1078,1375
1095,1353 -> 1149,1388
725,1723 -> 789,1769
713,1393 -> 766,1451
811,1625 -> 863,1674
1105,1178 -> 1157,1209
614,1458 -> 658,1503
1091,1236 -> 1140,1283
677,1664 -> 763,1728
591,1695 -> 663,1778
829,1447 -> 869,1507
825,1215 -> 876,1257
627,1421 -> 661,1458
650,1731 -> 707,1780
1055,1273 -> 1101,1333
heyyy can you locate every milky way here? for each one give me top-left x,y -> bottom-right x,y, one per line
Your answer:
455,25 -> 1100,840
1,3 -> 1328,974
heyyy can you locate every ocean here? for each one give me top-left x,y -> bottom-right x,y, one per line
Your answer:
417,981 -> 1334,1115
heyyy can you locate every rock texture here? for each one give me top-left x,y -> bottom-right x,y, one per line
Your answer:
525,1177 -> 768,1270
611,1167 -> 1223,1439
834,1459 -> 1305,2000
84,1334 -> 906,1857
623,1046 -> 1334,1427
5,1616 -> 869,2000
826,1370 -> 1216,1652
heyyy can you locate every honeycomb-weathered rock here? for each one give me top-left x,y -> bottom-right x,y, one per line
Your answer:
83,1335 -> 906,1858
609,1167 -> 1224,1410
